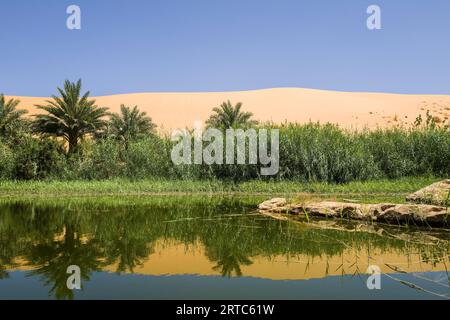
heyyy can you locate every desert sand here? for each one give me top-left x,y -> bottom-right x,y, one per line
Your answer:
6,88 -> 450,131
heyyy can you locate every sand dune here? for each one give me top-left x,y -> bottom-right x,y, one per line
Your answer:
6,88 -> 450,131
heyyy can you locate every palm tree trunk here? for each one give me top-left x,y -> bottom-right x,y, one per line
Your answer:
68,136 -> 78,154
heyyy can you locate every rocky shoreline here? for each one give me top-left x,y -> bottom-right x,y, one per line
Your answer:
258,180 -> 450,228
406,179 -> 450,206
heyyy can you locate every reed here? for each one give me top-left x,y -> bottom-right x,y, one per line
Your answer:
0,121 -> 448,183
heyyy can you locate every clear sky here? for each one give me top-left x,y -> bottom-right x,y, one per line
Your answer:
1,0 -> 450,96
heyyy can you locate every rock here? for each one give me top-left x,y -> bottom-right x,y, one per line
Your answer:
406,180 -> 450,206
376,204 -> 448,225
297,202 -> 369,219
258,198 -> 288,212
259,199 -> 449,227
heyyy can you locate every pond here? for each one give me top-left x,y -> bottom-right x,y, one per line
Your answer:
0,196 -> 449,300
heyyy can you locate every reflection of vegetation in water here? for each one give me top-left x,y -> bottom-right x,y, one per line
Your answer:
0,196 -> 449,299
25,225 -> 104,300
0,203 -> 107,299
209,247 -> 253,277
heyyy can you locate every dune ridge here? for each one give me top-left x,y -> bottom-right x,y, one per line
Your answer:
5,88 -> 450,131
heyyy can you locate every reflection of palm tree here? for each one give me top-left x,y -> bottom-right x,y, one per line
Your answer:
104,237 -> 152,274
0,217 -> 25,281
100,214 -> 155,274
208,247 -> 253,278
25,224 -> 104,300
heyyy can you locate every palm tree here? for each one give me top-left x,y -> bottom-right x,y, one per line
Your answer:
32,80 -> 109,153
211,249 -> 253,278
108,105 -> 156,147
205,100 -> 258,129
0,94 -> 28,139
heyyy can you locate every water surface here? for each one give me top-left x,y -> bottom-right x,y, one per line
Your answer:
0,196 -> 449,300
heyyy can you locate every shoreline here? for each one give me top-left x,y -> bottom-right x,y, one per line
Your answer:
0,176 -> 441,199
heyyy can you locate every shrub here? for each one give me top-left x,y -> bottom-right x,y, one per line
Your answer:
0,142 -> 14,179
77,139 -> 125,180
124,135 -> 173,179
364,127 -> 450,179
13,137 -> 66,180
277,123 -> 380,183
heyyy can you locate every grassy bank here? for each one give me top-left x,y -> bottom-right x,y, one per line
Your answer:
0,176 -> 440,199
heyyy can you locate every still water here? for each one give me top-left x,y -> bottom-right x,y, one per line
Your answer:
0,196 -> 449,300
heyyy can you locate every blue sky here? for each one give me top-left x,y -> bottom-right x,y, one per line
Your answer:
1,0 -> 450,96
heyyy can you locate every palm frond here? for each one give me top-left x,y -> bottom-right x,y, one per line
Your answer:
31,80 -> 109,153
205,101 -> 258,129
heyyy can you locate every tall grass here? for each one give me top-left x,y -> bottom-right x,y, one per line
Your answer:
0,122 -> 448,183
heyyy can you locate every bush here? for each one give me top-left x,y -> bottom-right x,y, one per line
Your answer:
13,137 -> 66,180
277,123 -> 380,183
410,127 -> 450,176
124,135 -> 173,179
364,127 -> 450,179
0,142 -> 14,179
77,139 -> 125,180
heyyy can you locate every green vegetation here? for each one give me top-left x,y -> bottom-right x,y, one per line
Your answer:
0,94 -> 28,141
32,79 -> 109,153
106,104 -> 157,148
0,122 -> 446,183
0,176 -> 440,203
205,100 -> 258,129
0,79 -> 448,186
